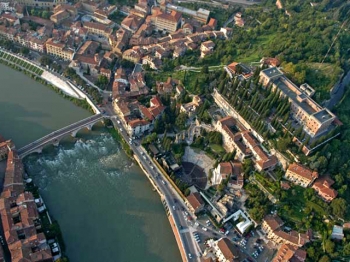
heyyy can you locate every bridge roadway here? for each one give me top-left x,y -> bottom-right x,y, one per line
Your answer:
18,114 -> 104,158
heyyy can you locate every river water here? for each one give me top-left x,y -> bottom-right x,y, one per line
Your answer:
0,63 -> 180,262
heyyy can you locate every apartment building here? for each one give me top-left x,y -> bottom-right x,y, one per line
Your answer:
154,10 -> 181,33
83,21 -> 113,38
262,215 -> 309,247
285,163 -> 318,187
259,67 -> 337,138
46,38 -> 74,60
16,0 -> 66,8
126,119 -> 151,136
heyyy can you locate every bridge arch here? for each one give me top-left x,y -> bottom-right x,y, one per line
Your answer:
18,114 -> 105,158
70,119 -> 104,137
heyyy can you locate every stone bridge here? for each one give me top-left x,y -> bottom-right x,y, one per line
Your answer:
18,114 -> 106,158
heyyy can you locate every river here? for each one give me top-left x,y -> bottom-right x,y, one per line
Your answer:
0,63 -> 181,262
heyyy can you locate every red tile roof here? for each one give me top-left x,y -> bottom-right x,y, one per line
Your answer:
312,176 -> 338,202
186,192 -> 204,211
217,238 -> 237,260
287,163 -> 318,181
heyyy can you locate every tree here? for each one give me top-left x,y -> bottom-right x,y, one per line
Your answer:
324,239 -> 335,254
175,112 -> 188,130
40,56 -> 53,66
343,243 -> 350,256
319,255 -> 330,262
42,10 -> 50,19
331,198 -> 347,218
20,47 -> 29,56
95,75 -> 109,89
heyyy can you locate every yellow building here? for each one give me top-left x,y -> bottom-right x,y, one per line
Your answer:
285,163 -> 318,187
83,22 -> 113,38
45,38 -> 74,61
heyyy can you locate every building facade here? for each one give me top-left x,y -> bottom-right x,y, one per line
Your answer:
285,163 -> 318,187
259,67 -> 336,138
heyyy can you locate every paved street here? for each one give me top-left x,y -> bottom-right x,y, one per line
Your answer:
104,105 -> 202,262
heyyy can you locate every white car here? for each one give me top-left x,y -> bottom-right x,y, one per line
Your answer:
195,222 -> 199,226
202,227 -> 207,231
188,253 -> 192,259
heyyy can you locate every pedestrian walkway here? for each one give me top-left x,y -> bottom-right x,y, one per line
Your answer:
41,71 -> 82,99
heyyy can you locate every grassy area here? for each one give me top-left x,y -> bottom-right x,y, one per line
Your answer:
209,143 -> 225,154
0,50 -> 43,75
278,185 -> 327,228
254,173 -> 279,193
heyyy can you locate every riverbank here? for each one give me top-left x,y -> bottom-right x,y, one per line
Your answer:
108,128 -> 134,158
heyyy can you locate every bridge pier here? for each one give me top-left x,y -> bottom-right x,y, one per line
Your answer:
71,130 -> 78,137
53,140 -> 59,147
33,148 -> 42,155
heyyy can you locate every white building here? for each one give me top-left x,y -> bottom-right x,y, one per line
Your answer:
211,162 -> 232,186
126,119 -> 151,136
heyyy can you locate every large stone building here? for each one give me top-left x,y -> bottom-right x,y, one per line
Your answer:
45,38 -> 74,60
259,67 -> 337,138
285,163 -> 318,187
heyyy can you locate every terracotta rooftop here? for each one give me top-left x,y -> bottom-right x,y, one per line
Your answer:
312,176 -> 338,201
186,192 -> 204,211
128,119 -> 150,128
287,163 -> 318,181
217,238 -> 237,260
264,215 -> 284,231
219,162 -> 233,176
